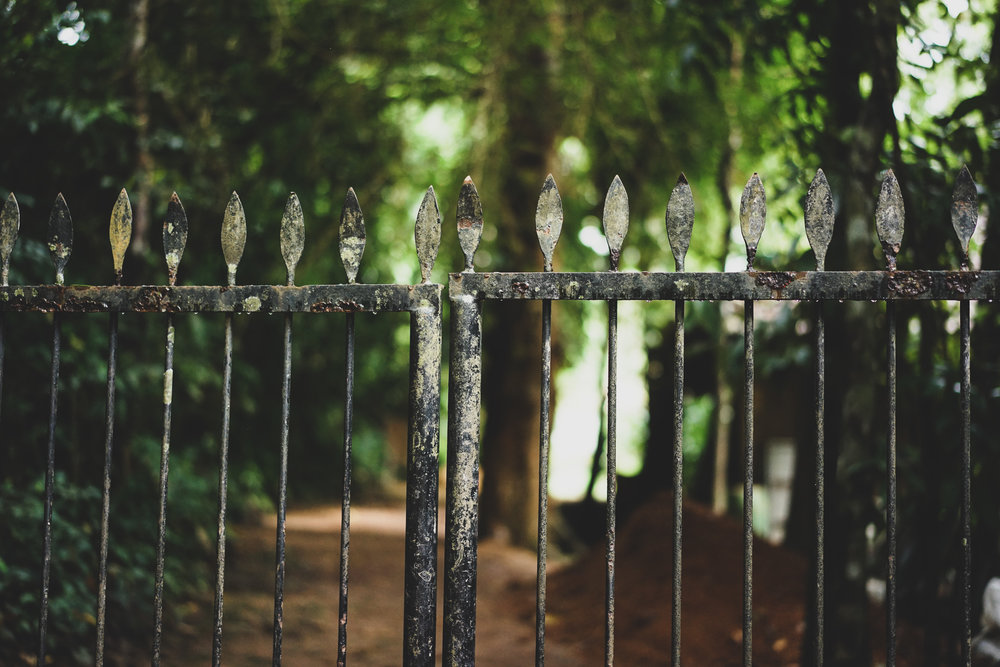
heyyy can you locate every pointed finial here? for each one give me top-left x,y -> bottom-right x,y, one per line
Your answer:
110,188 -> 133,285
1,193 -> 20,286
163,192 -> 188,286
666,173 -> 694,272
415,186 -> 441,283
222,191 -> 247,286
740,173 -> 766,270
457,176 -> 483,272
603,175 -> 629,271
875,169 -> 904,270
536,174 -> 563,272
951,165 -> 978,270
48,193 -> 73,285
805,169 -> 835,271
339,188 -> 365,284
280,192 -> 304,286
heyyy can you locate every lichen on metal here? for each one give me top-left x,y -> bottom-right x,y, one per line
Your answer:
48,193 -> 73,285
163,193 -> 189,287
805,169 -> 834,271
456,177 -> 483,272
110,188 -> 133,283
415,186 -> 442,283
739,173 -> 766,270
535,174 -> 563,272
665,173 -> 694,272
340,187 -> 365,284
952,165 -> 978,269
875,169 -> 905,270
221,191 -> 247,285
280,192 -> 305,286
1,192 -> 20,286
602,175 -> 629,271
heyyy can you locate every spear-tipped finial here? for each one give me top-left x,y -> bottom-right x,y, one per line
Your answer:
603,175 -> 629,271
740,173 -> 766,270
163,192 -> 188,287
339,187 -> 365,284
805,169 -> 835,271
415,186 -> 441,283
536,174 -> 563,272
48,193 -> 73,285
110,188 -> 133,285
280,192 -> 305,286
875,169 -> 905,270
457,176 -> 483,272
222,191 -> 247,286
1,193 -> 20,286
952,165 -> 978,270
666,173 -> 694,272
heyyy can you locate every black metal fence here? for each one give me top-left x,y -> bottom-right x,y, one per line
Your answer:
0,166 -> 990,665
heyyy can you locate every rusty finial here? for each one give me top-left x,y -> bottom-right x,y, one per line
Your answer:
875,169 -> 904,271
666,173 -> 694,272
48,193 -> 73,285
339,188 -> 365,284
222,191 -> 247,286
280,192 -> 304,286
952,165 -> 978,270
415,186 -> 441,283
536,174 -> 563,272
740,173 -> 766,270
1,193 -> 20,286
457,176 -> 483,272
603,175 -> 629,271
110,188 -> 133,285
805,169 -> 835,271
163,193 -> 188,287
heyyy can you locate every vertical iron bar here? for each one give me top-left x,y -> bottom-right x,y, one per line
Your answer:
443,294 -> 482,667
151,313 -> 176,666
0,311 -> 5,426
606,299 -> 618,667
95,310 -> 119,666
338,312 -> 355,667
273,312 -> 293,665
536,297 -> 552,666
38,311 -> 61,665
211,311 -> 235,666
743,300 -> 754,666
886,300 -> 897,667
671,298 -> 684,666
403,300 -> 442,666
960,299 -> 971,666
815,301 -> 826,667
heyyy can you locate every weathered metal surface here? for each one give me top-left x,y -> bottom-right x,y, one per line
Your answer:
212,311 -> 234,667
960,301 -> 972,665
1,193 -> 20,286
606,299 -> 618,666
110,189 -> 132,283
280,193 -> 304,286
48,194 -> 73,285
152,313 -> 176,666
222,192 -> 247,286
273,312 -> 293,665
876,170 -> 904,270
457,177 -> 483,272
805,169 -> 835,271
38,312 -> 62,665
338,313 -> 355,666
536,174 -> 563,272
340,188 -> 365,284
743,300 -> 755,667
739,174 -> 766,270
448,270 -> 1000,301
603,176 -> 629,271
886,302 -> 897,666
163,194 -> 188,286
96,310 -> 119,667
666,174 -> 694,272
952,166 -> 978,269
415,186 -> 442,284
814,300 -> 826,667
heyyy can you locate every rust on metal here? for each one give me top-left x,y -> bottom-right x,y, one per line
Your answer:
535,174 -> 563,272
222,192 -> 247,286
944,271 -> 978,296
887,270 -> 930,298
753,271 -> 797,292
48,193 -> 73,285
340,188 -> 365,284
163,193 -> 188,287
665,173 -> 694,272
951,166 -> 978,270
602,175 -> 629,271
110,189 -> 133,285
1,193 -> 20,286
457,177 -> 483,272
740,174 -> 766,270
280,193 -> 304,287
416,186 -> 442,284
805,169 -> 835,271
876,170 -> 905,270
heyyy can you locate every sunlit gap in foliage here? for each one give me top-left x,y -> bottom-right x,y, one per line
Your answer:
56,2 -> 88,46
